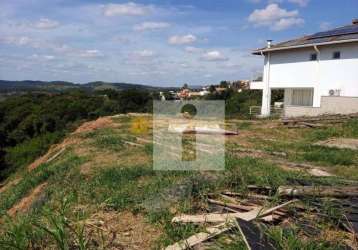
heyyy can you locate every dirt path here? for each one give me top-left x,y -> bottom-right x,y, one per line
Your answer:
74,116 -> 114,133
8,182 -> 47,217
28,116 -> 116,171
0,177 -> 21,194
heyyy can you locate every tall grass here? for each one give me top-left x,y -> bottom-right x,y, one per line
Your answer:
0,153 -> 85,215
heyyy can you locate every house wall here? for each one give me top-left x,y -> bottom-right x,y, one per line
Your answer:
284,96 -> 358,117
267,42 -> 358,99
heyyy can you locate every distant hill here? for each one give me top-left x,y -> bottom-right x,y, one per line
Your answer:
83,81 -> 164,91
0,80 -> 177,94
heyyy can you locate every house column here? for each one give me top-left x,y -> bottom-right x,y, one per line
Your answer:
312,88 -> 321,107
313,45 -> 321,108
261,52 -> 271,116
261,87 -> 271,116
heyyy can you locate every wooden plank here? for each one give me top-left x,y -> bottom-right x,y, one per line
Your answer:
278,186 -> 358,198
123,140 -> 144,147
172,200 -> 297,224
208,198 -> 254,212
164,221 -> 234,250
172,207 -> 263,224
166,200 -> 297,250
222,191 -> 272,201
46,147 -> 66,163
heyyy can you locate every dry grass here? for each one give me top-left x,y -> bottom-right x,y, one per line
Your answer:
1,114 -> 357,249
84,210 -> 161,250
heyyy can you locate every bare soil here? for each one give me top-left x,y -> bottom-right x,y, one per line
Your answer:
0,177 -> 21,194
75,117 -> 114,134
8,182 -> 47,217
84,210 -> 161,250
314,138 -> 358,150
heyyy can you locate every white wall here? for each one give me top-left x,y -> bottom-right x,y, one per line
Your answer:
266,42 -> 358,98
284,96 -> 358,117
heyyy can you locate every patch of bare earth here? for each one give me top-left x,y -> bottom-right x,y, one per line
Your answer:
27,137 -> 80,171
84,210 -> 161,250
314,138 -> 358,150
8,182 -> 47,217
79,148 -> 150,177
0,177 -> 21,194
74,116 -> 115,134
28,116 -> 116,171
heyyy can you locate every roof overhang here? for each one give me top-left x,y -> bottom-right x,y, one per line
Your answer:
252,38 -> 358,55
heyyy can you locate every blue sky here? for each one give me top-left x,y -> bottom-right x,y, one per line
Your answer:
0,0 -> 357,86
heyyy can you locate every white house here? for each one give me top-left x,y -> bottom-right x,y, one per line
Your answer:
251,19 -> 358,117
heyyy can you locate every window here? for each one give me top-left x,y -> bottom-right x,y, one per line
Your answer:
333,51 -> 341,59
310,53 -> 317,61
291,89 -> 313,106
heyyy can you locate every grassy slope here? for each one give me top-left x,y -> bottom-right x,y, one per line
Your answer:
0,115 -> 357,249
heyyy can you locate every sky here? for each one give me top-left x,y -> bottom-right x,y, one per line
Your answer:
0,0 -> 357,86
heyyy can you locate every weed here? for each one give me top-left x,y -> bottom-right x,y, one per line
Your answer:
308,127 -> 342,142
225,156 -> 304,190
93,134 -> 124,151
211,227 -> 247,250
0,153 -> 85,215
33,197 -> 72,250
237,121 -> 251,130
153,211 -> 202,248
266,226 -> 339,250
300,146 -> 356,166
144,143 -> 153,155
0,215 -> 41,250
343,118 -> 358,137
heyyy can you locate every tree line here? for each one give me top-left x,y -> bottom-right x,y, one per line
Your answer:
0,86 -> 279,180
0,89 -> 155,180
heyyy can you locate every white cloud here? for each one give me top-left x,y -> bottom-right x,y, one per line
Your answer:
272,17 -> 304,31
200,51 -> 228,61
31,54 -> 56,61
269,0 -> 309,6
168,34 -> 197,45
180,63 -> 189,68
248,4 -> 304,31
112,36 -> 131,44
185,46 -> 201,53
134,50 -> 155,57
133,22 -> 170,31
288,0 -> 310,7
33,18 -> 60,29
103,2 -> 152,16
79,50 -> 104,58
319,21 -> 331,30
0,36 -> 32,46
268,0 -> 284,3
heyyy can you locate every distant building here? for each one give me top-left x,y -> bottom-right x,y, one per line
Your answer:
231,80 -> 250,91
251,19 -> 358,117
178,88 -> 190,99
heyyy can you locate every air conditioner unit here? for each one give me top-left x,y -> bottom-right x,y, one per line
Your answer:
328,89 -> 341,96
